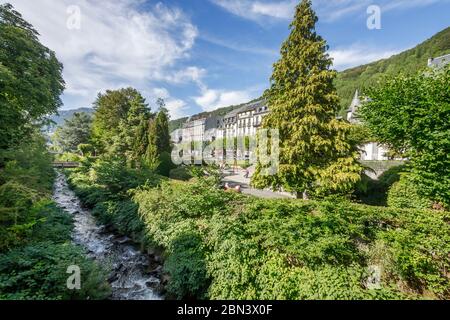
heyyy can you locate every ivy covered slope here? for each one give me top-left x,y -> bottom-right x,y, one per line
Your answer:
133,177 -> 450,300
335,26 -> 450,112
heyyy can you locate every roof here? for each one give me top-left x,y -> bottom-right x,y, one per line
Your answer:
223,99 -> 266,119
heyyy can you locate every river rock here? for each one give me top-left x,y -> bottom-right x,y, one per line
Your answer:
145,279 -> 160,288
161,274 -> 170,286
149,265 -> 163,276
115,236 -> 132,245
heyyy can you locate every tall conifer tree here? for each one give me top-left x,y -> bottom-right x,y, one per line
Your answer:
252,0 -> 362,198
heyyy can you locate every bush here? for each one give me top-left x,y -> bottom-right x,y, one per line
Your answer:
169,166 -> 193,181
0,242 -> 111,300
354,165 -> 406,206
90,157 -> 163,196
92,200 -> 145,241
134,179 -> 450,300
387,174 -> 432,210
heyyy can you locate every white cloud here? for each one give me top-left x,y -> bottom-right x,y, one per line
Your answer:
151,87 -> 190,119
160,66 -> 207,85
329,45 -> 403,70
211,0 -> 296,22
7,0 -> 198,108
193,87 -> 253,112
211,0 -> 450,23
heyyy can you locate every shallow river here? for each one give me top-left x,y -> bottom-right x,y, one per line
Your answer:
52,171 -> 162,300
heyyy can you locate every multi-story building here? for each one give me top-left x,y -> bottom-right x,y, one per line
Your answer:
428,53 -> 450,68
172,100 -> 270,162
347,90 -> 389,161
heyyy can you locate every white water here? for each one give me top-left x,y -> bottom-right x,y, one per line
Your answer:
52,171 -> 162,300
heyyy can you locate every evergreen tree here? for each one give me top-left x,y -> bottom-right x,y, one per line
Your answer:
91,87 -> 151,163
145,117 -> 160,170
251,0 -> 362,198
154,99 -> 171,154
145,99 -> 173,175
52,112 -> 92,153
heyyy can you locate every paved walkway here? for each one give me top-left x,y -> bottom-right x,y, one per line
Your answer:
221,167 -> 294,200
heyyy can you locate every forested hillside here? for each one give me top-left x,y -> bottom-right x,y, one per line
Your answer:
336,26 -> 450,112
169,26 -> 450,127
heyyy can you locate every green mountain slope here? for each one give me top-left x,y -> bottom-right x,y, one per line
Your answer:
169,27 -> 450,130
336,26 -> 450,113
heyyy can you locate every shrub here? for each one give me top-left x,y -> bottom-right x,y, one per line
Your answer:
157,151 -> 175,177
0,242 -> 111,300
169,166 -> 193,181
134,179 -> 450,300
354,165 -> 407,206
387,174 -> 432,210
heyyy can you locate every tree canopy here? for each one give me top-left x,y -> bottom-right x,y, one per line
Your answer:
0,3 -> 65,151
360,66 -> 450,207
52,112 -> 92,153
252,0 -> 362,198
91,87 -> 152,161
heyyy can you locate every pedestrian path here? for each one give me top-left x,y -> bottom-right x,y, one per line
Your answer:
221,167 -> 294,200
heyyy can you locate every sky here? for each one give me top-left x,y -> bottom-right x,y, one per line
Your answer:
5,0 -> 450,119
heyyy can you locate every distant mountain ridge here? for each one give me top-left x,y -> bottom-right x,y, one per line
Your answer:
45,107 -> 93,134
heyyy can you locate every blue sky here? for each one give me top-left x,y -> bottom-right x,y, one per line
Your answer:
6,0 -> 450,119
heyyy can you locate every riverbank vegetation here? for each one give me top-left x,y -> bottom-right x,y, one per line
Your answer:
0,135 -> 111,300
65,164 -> 450,300
0,4 -> 110,300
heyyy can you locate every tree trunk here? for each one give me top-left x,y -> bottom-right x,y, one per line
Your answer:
302,190 -> 310,200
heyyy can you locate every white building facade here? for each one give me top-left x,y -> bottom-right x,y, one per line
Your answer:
347,90 -> 389,161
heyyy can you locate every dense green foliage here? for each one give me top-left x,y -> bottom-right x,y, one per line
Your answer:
52,112 -> 92,153
91,88 -> 152,162
387,174 -> 433,210
65,149 -> 450,301
131,177 -> 450,300
0,3 -> 64,151
168,98 -> 262,132
359,67 -> 450,208
0,135 -> 111,300
91,88 -> 174,173
0,241 -> 110,300
146,105 -> 174,176
0,135 -> 55,250
252,0 -> 362,198
336,27 -> 450,113
65,158 -> 165,244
